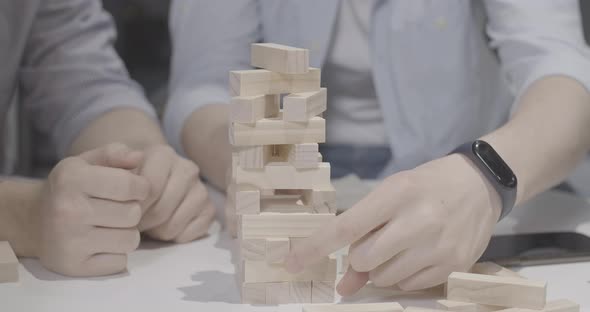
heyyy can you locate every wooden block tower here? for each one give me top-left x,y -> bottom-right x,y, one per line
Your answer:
226,43 -> 337,305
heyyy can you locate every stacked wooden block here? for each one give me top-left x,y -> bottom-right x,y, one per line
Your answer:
227,43 -> 337,304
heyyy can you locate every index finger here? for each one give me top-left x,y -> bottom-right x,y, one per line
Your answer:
284,185 -> 394,273
81,166 -> 150,201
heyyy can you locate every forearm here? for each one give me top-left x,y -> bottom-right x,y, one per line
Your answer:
0,178 -> 43,257
182,103 -> 231,190
67,108 -> 167,156
482,75 -> 590,204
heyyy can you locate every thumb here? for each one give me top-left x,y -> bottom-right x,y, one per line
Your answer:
79,143 -> 144,169
336,266 -> 369,297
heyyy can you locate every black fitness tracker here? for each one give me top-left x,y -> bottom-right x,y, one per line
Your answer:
453,140 -> 517,221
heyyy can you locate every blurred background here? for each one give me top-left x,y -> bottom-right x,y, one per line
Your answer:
8,0 -> 590,177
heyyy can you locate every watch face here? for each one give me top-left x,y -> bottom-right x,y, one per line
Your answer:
472,140 -> 517,188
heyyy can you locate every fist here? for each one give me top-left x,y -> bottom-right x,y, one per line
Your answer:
38,143 -> 149,277
138,145 -> 215,243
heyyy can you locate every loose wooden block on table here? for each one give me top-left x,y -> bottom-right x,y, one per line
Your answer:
240,212 -> 335,239
0,241 -> 18,283
234,162 -> 331,190
302,302 -> 404,312
312,281 -> 335,303
436,300 -> 499,312
231,94 -> 280,123
284,88 -> 327,122
266,237 -> 290,264
242,257 -> 336,283
471,262 -> 522,279
494,299 -> 579,312
251,43 -> 309,74
230,68 -> 320,96
230,117 -> 325,146
447,272 -> 546,310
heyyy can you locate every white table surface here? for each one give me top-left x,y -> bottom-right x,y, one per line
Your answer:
1,180 -> 590,312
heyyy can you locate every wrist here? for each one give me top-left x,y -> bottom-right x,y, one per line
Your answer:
0,178 -> 44,257
453,154 -> 503,221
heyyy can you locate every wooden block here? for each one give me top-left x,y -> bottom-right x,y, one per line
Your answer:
302,186 -> 336,214
266,282 -> 291,305
471,262 -> 522,279
286,143 -> 320,168
231,94 -> 280,123
437,300 -> 499,312
303,302 -> 404,312
251,43 -> 309,74
229,68 -> 320,96
0,241 -> 18,283
447,272 -> 546,310
236,145 -> 272,169
230,116 -> 325,146
284,88 -> 327,122
241,282 -> 266,304
240,213 -> 336,239
290,281 -> 312,303
224,195 -> 238,238
242,257 -> 336,283
241,239 -> 266,261
493,299 -> 579,312
235,162 -> 331,190
266,237 -> 290,264
234,184 -> 260,215
312,281 -> 335,303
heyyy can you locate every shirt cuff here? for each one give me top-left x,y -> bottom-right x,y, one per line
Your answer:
53,90 -> 157,158
163,84 -> 230,156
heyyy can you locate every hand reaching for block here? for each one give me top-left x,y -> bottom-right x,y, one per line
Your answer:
285,153 -> 502,295
38,144 -> 149,276
137,145 -> 216,243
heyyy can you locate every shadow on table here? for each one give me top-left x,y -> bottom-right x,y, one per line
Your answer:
177,224 -> 241,304
178,270 -> 241,304
20,258 -> 129,281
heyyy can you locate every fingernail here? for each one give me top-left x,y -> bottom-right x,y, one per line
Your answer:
283,254 -> 303,273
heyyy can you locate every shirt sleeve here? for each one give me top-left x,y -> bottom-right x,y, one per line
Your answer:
18,0 -> 156,158
164,0 -> 261,155
484,0 -> 590,112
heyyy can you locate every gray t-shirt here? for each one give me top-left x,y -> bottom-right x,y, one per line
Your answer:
0,0 -> 155,169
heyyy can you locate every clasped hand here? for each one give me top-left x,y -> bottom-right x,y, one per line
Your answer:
38,143 -> 215,277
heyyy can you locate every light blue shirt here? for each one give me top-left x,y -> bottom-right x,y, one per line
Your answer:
0,0 -> 155,160
166,0 -> 590,177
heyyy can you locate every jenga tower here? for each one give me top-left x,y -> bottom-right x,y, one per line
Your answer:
226,43 -> 337,305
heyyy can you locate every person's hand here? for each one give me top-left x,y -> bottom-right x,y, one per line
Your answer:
137,145 -> 215,243
284,154 -> 502,295
38,143 -> 150,276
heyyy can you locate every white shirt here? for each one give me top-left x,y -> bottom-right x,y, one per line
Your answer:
323,0 -> 388,146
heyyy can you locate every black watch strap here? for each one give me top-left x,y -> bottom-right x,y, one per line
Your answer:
453,140 -> 517,221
